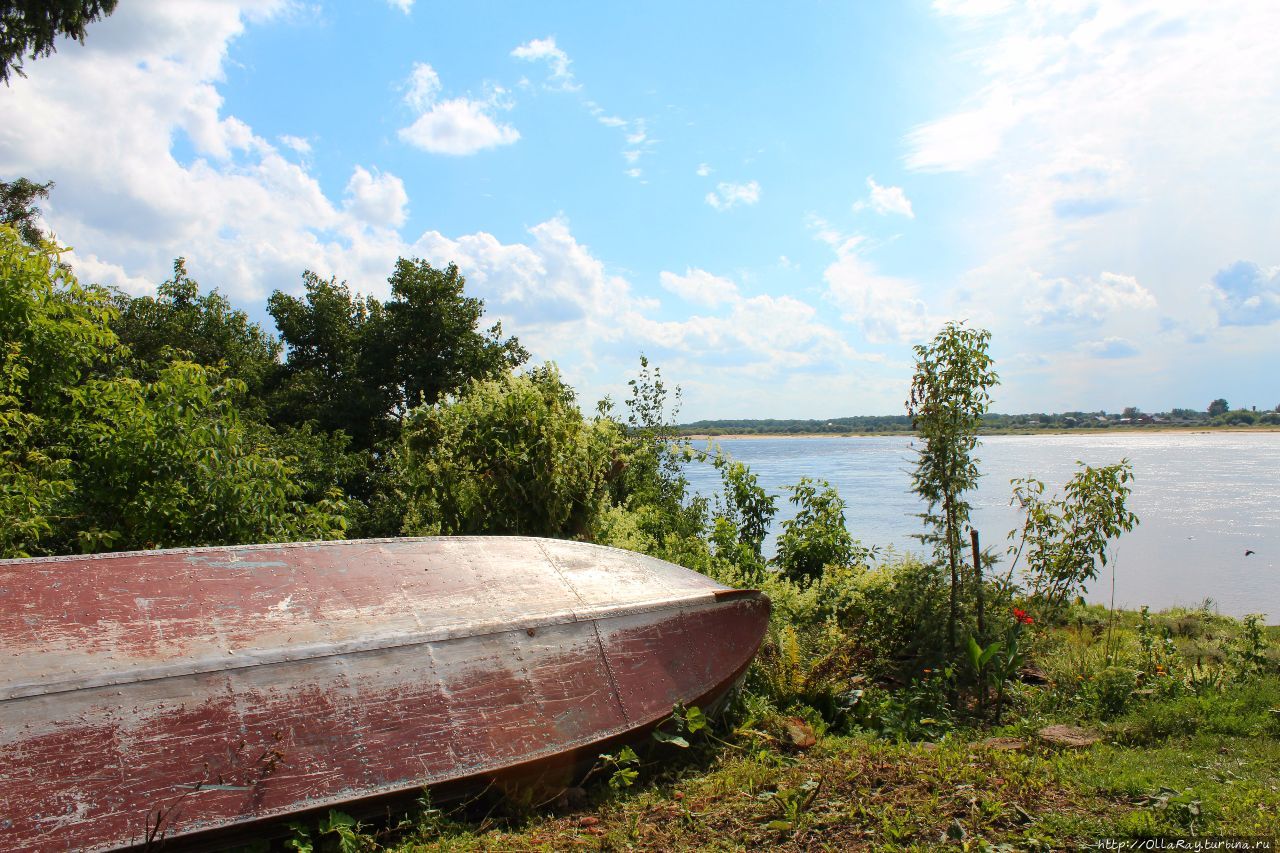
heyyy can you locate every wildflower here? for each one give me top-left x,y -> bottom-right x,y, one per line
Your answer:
1012,608 -> 1034,626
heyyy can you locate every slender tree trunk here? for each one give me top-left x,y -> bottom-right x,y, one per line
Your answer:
971,527 -> 987,716
944,493 -> 958,658
971,527 -> 985,639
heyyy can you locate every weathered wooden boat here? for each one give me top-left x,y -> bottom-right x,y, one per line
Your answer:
0,537 -> 769,851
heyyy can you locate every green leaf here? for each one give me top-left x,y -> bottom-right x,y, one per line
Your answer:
685,705 -> 708,734
652,730 -> 690,748
967,635 -> 984,672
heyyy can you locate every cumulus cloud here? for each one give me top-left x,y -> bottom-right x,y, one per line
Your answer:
809,219 -> 933,344
659,269 -> 739,308
511,37 -> 578,91
705,180 -> 760,211
278,134 -> 310,154
696,163 -> 712,177
1208,261 -> 1280,326
859,176 -> 915,218
387,0 -> 413,13
1023,271 -> 1157,325
823,250 -> 933,345
344,166 -> 408,229
397,62 -> 519,156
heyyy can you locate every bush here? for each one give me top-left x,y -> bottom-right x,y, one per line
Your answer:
398,365 -> 624,538
773,477 -> 865,583
1081,665 -> 1140,719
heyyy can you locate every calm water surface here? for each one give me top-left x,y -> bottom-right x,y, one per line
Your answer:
682,433 -> 1280,619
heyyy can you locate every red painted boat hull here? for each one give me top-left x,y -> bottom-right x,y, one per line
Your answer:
0,537 -> 769,851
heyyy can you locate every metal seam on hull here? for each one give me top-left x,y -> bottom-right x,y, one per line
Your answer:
590,618 -> 631,726
534,538 -> 588,608
1,592 -> 744,702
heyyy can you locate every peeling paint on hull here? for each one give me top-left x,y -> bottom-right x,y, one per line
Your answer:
0,537 -> 769,851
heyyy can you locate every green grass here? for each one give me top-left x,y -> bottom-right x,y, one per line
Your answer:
358,681 -> 1279,851
278,612 -> 1280,853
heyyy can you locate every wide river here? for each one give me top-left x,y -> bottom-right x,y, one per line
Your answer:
682,432 -> 1280,620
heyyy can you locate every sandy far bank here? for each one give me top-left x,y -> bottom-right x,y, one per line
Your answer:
679,426 -> 1280,441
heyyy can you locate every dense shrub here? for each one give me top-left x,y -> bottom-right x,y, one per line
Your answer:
0,227 -> 347,556
398,365 -> 624,537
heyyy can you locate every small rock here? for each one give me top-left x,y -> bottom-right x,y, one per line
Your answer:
577,816 -> 600,827
1036,724 -> 1100,748
781,717 -> 817,750
1019,666 -> 1051,685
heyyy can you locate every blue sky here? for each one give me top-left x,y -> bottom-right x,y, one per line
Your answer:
2,0 -> 1277,419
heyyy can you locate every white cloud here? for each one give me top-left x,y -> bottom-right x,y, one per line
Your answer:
696,163 -> 711,177
659,269 -> 740,308
403,62 -> 441,112
624,168 -> 642,179
387,0 -> 413,13
510,36 -> 579,91
705,180 -> 760,211
344,166 -> 408,229
823,247 -> 934,345
397,63 -> 519,156
399,98 -> 520,156
861,176 -> 915,218
905,0 -> 1280,400
1208,261 -> 1280,326
0,1 -> 422,304
905,87 -> 1020,173
278,134 -> 310,154
1080,337 -> 1139,359
407,222 -> 864,401
1023,270 -> 1157,325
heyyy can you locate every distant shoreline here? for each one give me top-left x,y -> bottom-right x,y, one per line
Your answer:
680,425 -> 1280,441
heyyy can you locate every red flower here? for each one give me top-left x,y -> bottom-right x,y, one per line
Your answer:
1012,608 -> 1034,626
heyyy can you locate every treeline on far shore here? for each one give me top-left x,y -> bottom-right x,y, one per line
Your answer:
679,403 -> 1280,436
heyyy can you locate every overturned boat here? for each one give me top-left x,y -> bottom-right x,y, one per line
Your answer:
0,537 -> 769,851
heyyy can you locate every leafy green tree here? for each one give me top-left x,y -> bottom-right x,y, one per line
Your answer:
708,454 -> 776,576
377,259 -> 528,414
0,178 -> 53,245
112,258 -> 281,396
267,271 -> 389,448
1208,398 -> 1229,417
906,321 -> 999,656
0,224 -> 114,554
773,477 -> 866,583
62,362 -> 347,553
268,261 -> 526,450
398,365 -> 623,538
0,226 -> 345,556
1008,461 -> 1139,612
1,1 -> 117,84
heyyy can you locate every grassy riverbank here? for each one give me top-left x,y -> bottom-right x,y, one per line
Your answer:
286,606 -> 1280,852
